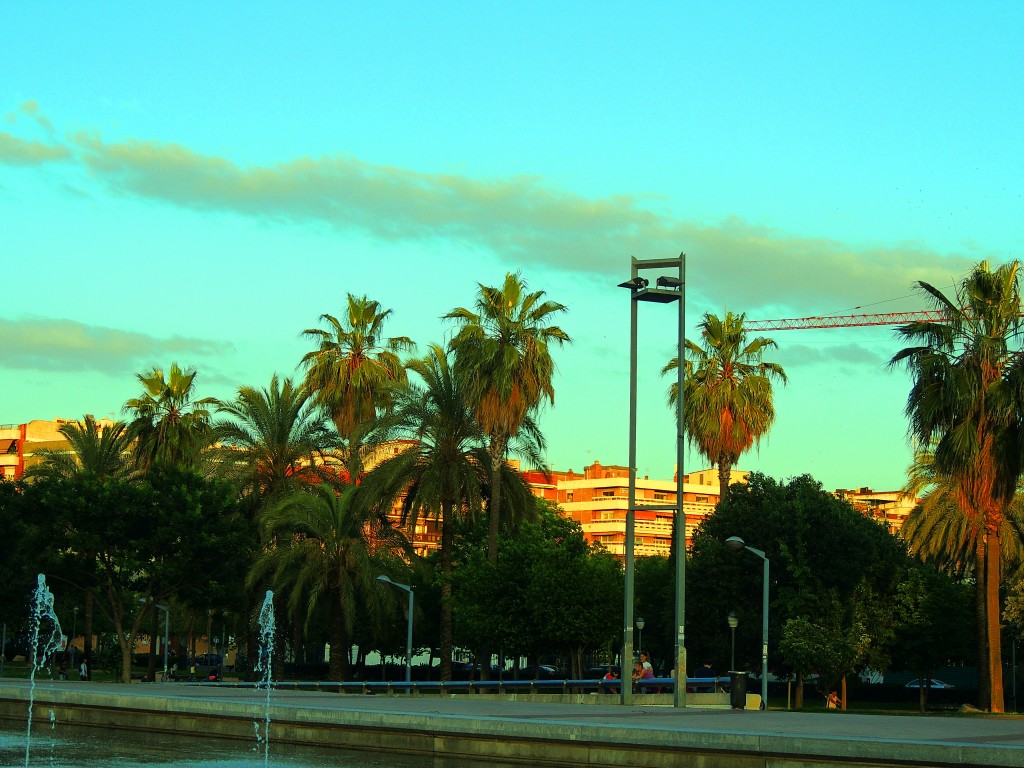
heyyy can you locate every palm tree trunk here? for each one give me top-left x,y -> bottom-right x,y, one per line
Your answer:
986,526 -> 1004,712
486,438 -> 508,564
83,590 -> 94,679
328,607 -> 349,682
717,458 -> 733,505
440,501 -> 454,683
976,538 -> 991,710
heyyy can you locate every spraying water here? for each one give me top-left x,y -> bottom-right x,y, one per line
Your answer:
255,590 -> 275,767
24,574 -> 65,767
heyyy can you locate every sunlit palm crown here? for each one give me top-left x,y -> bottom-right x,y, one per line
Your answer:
445,272 -> 570,441
26,414 -> 135,480
665,311 -> 787,467
300,294 -> 413,438
211,375 -> 335,504
123,363 -> 217,472
890,260 -> 1024,510
901,443 -> 1024,579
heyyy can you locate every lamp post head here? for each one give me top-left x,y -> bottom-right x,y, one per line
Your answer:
636,617 -> 645,631
727,611 -> 739,630
725,536 -> 746,551
376,575 -> 394,585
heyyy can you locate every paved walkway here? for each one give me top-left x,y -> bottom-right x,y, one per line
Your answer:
2,680 -> 1024,767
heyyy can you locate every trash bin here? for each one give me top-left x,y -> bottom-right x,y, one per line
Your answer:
728,671 -> 748,709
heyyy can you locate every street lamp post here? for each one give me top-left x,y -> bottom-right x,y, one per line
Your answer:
377,575 -> 414,686
618,255 -> 686,707
155,604 -> 170,682
726,537 -> 769,709
727,612 -> 738,672
636,617 -> 645,658
140,599 -> 170,682
70,606 -> 79,657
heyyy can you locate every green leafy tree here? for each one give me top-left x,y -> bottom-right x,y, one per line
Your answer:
23,468 -> 248,682
248,484 -> 410,680
687,473 -> 907,705
893,562 -> 974,712
890,259 -> 1024,712
445,272 -> 570,564
453,504 -> 622,677
24,414 -> 136,668
663,311 -> 786,502
124,363 -> 216,473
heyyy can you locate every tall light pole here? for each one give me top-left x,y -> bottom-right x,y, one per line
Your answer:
377,575 -> 414,686
70,606 -> 79,657
726,536 -> 768,709
618,254 -> 686,707
636,617 -> 645,657
727,612 -> 738,672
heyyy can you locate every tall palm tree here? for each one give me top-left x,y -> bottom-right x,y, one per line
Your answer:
901,443 -> 1024,708
366,344 -> 539,680
212,375 -> 335,510
663,311 -> 787,502
445,272 -> 569,563
247,483 -> 410,681
890,259 -> 1024,712
123,363 -> 216,473
26,415 -> 134,481
300,294 -> 413,481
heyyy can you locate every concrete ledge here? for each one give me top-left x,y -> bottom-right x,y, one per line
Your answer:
1,682 -> 1022,768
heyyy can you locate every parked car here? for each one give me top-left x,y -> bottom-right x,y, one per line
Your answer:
517,664 -> 562,680
905,678 -> 954,689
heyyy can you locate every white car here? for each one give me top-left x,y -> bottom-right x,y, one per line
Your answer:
905,678 -> 953,689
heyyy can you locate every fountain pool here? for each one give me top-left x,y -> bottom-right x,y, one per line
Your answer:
0,722 -> 435,768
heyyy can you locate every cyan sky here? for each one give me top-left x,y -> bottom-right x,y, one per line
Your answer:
2,2 -> 1021,491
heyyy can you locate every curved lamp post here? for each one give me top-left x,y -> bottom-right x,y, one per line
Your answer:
725,536 -> 768,709
377,575 -> 414,685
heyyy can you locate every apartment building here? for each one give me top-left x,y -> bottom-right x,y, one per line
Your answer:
2,418 -> 916,554
0,418 -> 115,480
554,461 -> 743,556
835,486 -> 916,534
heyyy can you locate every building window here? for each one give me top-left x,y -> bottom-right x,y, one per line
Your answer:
566,492 -> 574,502
696,495 -> 709,503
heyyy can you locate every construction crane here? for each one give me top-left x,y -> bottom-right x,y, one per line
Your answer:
744,310 -> 946,332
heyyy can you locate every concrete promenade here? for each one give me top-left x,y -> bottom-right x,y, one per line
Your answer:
2,680 -> 1023,767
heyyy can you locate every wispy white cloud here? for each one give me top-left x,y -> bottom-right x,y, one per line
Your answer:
0,317 -> 233,374
3,104 -> 980,323
0,132 -> 68,165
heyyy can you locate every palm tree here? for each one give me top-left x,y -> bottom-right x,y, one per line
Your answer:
212,375 -> 335,510
901,443 -> 1024,708
890,259 -> 1024,712
123,363 -> 216,473
366,344 -> 538,680
26,415 -> 134,481
663,311 -> 786,502
247,483 -> 410,681
300,294 -> 413,481
445,272 -> 570,563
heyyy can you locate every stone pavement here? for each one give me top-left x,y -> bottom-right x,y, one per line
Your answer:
2,680 -> 1023,767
